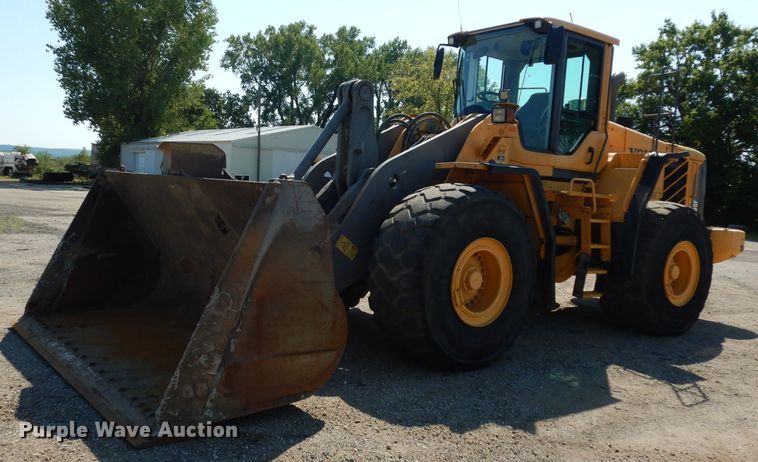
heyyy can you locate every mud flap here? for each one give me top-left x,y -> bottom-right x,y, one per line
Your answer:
13,171 -> 346,446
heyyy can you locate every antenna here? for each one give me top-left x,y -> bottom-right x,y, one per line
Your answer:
569,12 -> 574,23
457,0 -> 463,31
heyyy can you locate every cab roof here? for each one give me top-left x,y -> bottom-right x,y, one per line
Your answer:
449,17 -> 620,46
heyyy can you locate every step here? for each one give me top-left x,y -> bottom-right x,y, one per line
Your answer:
581,291 -> 603,298
562,189 -> 615,200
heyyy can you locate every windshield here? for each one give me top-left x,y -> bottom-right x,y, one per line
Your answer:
455,25 -> 556,150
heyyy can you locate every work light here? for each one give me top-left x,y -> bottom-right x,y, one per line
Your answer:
492,103 -> 518,124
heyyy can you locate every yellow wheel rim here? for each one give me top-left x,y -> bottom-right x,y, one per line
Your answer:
451,237 -> 513,327
663,241 -> 700,307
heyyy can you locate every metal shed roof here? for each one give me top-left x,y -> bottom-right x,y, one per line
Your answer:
138,126 -> 308,144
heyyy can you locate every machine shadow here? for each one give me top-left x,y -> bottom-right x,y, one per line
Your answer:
321,303 -> 757,433
0,330 -> 323,459
2,302 -> 754,456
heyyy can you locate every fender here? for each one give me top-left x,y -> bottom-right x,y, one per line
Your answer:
621,151 -> 689,274
330,115 -> 486,293
443,162 -> 557,312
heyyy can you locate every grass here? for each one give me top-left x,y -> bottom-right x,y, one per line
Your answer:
27,150 -> 92,181
0,153 -> 86,181
5,149 -> 96,185
0,215 -> 31,234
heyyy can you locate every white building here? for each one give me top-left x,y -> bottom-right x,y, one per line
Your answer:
120,126 -> 336,180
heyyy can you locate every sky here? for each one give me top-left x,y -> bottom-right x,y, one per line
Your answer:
0,0 -> 754,149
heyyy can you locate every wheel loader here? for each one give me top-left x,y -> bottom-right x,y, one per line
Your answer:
15,17 -> 745,446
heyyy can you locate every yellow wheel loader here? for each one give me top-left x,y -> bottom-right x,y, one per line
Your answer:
15,17 -> 745,445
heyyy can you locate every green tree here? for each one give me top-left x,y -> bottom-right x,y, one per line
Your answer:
314,26 -> 377,125
47,0 -> 218,166
223,23 -> 459,129
618,13 -> 757,228
385,48 -> 458,122
223,23 -> 393,128
73,147 -> 90,163
14,145 -> 31,154
369,38 -> 411,123
33,152 -> 55,174
203,88 -> 254,128
222,22 -> 325,126
164,82 -> 218,132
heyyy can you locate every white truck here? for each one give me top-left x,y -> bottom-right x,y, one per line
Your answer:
1,151 -> 37,176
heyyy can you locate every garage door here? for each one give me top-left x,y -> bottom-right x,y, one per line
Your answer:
134,152 -> 146,172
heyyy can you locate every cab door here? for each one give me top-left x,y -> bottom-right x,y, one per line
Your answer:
549,34 -> 611,176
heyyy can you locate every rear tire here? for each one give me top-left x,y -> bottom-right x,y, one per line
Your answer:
367,183 -> 536,369
601,201 -> 712,335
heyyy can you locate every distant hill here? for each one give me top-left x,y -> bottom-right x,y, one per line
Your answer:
0,144 -> 89,157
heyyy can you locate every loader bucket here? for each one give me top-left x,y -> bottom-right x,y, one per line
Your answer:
13,171 -> 347,446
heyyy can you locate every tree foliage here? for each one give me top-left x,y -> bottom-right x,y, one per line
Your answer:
203,88 -> 254,128
165,82 -> 218,132
222,23 -> 450,128
32,149 -> 91,177
369,38 -> 411,122
73,146 -> 91,163
385,48 -> 458,121
222,22 -> 325,126
315,26 -> 378,124
618,13 -> 757,228
47,0 -> 218,165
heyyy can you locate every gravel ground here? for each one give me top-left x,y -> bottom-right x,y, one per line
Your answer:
0,179 -> 756,461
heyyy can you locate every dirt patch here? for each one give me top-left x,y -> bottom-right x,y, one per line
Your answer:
0,181 -> 756,461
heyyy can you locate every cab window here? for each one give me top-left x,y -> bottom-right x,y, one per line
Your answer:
477,55 -> 504,97
455,26 -> 547,119
516,61 -> 555,151
557,38 -> 603,154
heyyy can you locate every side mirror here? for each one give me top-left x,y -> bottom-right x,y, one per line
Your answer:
544,26 -> 565,65
433,47 -> 445,80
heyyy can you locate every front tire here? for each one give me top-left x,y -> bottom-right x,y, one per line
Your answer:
367,183 -> 536,369
602,201 -> 713,335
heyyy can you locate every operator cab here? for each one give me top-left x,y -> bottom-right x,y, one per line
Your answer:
438,18 -> 618,161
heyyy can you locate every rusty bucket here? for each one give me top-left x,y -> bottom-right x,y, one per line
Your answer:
14,171 -> 347,446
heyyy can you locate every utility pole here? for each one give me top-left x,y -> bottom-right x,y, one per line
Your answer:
256,93 -> 262,181
643,70 -> 678,153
